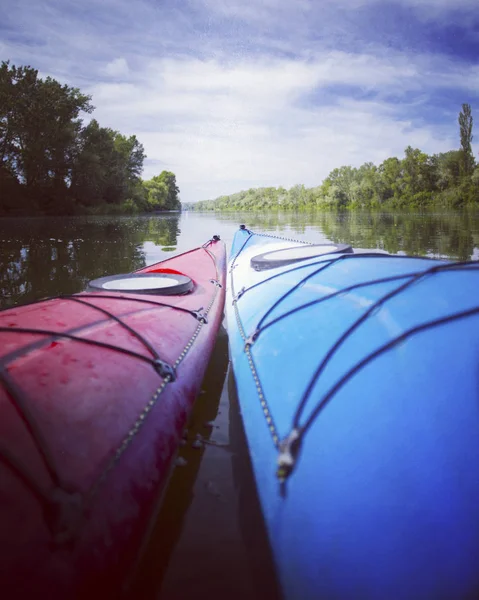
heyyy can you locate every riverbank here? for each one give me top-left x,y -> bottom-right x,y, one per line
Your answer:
186,189 -> 479,212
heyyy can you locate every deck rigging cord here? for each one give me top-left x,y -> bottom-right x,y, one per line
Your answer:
230,228 -> 479,488
0,241 -> 222,542
230,228 -> 357,444
291,261 -> 479,427
0,364 -> 61,488
251,260 -> 479,345
230,227 -> 447,308
0,442 -> 51,505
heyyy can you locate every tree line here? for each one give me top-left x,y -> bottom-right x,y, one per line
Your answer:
186,104 -> 478,211
0,61 -> 181,215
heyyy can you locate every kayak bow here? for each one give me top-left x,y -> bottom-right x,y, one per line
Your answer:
226,225 -> 479,600
0,235 -> 226,598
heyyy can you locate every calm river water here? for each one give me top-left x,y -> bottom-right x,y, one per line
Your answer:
1,209 -> 479,309
1,209 -> 478,599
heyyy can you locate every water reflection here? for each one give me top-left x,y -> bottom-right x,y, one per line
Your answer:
204,209 -> 479,261
313,211 -> 478,261
1,210 -> 478,309
135,331 -> 281,600
0,215 -> 180,308
127,327 -> 230,598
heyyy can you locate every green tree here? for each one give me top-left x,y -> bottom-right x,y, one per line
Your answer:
458,103 -> 474,176
143,178 -> 168,209
323,166 -> 359,207
377,157 -> 402,203
140,171 -> 181,211
71,121 -> 145,207
149,171 -> 181,209
70,120 -> 115,205
0,61 -> 154,215
399,146 -> 436,205
433,151 -> 462,190
0,61 -> 92,204
112,132 -> 145,197
188,104 -> 478,211
355,162 -> 380,207
472,166 -> 479,188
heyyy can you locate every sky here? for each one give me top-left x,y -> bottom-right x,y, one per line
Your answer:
1,0 -> 478,203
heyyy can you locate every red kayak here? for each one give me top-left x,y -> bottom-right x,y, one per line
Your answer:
0,236 -> 226,598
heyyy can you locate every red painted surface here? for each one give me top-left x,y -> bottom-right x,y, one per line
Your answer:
0,239 -> 226,599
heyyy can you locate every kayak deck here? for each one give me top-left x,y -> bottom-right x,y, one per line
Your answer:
227,226 -> 479,600
0,237 -> 226,598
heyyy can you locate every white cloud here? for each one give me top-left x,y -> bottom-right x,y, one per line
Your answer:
83,51 -> 477,202
103,58 -> 130,78
2,0 -> 478,203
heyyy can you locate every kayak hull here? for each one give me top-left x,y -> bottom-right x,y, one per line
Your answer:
226,227 -> 479,600
0,238 -> 226,598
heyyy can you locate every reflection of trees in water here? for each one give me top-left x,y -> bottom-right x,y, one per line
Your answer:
211,210 -> 479,261
1,210 -> 476,309
211,210 -> 314,235
314,210 -> 478,261
0,215 -> 180,308
143,215 -> 180,247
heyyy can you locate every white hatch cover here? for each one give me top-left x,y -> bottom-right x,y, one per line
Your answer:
251,243 -> 353,271
87,273 -> 193,295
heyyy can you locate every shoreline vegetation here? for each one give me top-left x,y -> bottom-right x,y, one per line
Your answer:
1,62 -> 476,217
185,105 -> 478,212
0,61 -> 181,217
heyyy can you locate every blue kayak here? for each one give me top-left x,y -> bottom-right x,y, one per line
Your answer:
226,225 -> 479,600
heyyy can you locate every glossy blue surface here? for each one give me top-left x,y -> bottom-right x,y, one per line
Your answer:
226,228 -> 479,600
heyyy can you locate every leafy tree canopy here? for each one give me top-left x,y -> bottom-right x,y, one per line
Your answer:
0,61 -> 180,216
189,105 -> 477,212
